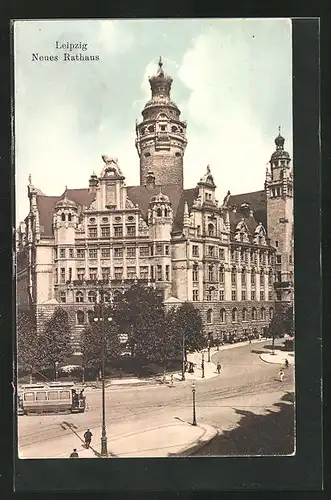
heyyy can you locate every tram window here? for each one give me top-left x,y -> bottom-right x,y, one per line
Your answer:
59,390 -> 71,400
48,391 -> 59,400
24,392 -> 35,401
36,391 -> 47,401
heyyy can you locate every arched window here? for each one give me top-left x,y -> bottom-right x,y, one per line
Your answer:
242,269 -> 246,285
232,308 -> 238,322
208,265 -> 214,282
242,308 -> 248,321
252,307 -> 257,320
88,291 -> 97,303
261,307 -> 266,320
231,267 -> 236,285
157,208 -> 162,217
269,307 -> 274,320
208,223 -> 214,237
68,213 -> 72,222
87,310 -> 94,324
61,213 -> 65,221
77,310 -> 84,325
148,125 -> 154,133
220,308 -> 226,323
75,291 -> 84,303
207,308 -> 213,324
171,125 -> 178,133
103,292 -> 110,303
164,208 -> 168,217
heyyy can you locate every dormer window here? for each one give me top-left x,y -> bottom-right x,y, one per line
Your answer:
160,125 -> 166,131
208,223 -> 215,237
61,213 -> 65,221
68,213 -> 72,222
148,125 -> 155,133
157,208 -> 162,217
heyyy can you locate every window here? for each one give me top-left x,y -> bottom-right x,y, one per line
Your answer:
207,309 -> 213,324
219,290 -> 224,301
276,255 -> 282,264
60,248 -> 66,258
275,240 -> 279,248
101,226 -> 110,238
208,265 -> 214,282
269,307 -> 274,319
59,391 -> 71,400
231,249 -> 235,261
289,255 -> 293,264
260,271 -> 265,286
54,269 -> 58,284
193,269 -> 198,282
261,252 -> 266,265
101,247 -> 110,258
197,225 -> 201,236
193,289 -> 198,301
208,224 -> 214,237
268,291 -> 273,300
48,391 -> 59,400
242,308 -> 248,321
277,271 -> 281,282
54,248 -> 58,260
219,248 -> 225,260
241,290 -> 246,301
77,248 -> 85,259
127,267 -> 136,279
206,290 -> 212,301
76,291 -> 84,303
242,270 -> 246,285
88,291 -> 97,303
251,270 -> 256,285
220,308 -> 226,323
231,268 -> 236,285
102,267 -> 110,281
77,310 -> 84,324
89,268 -> 97,280
67,248 -> 73,259
24,392 -> 35,401
231,290 -> 237,301
245,251 -> 249,263
87,310 -> 94,324
61,213 -> 66,222
114,226 -> 123,238
114,247 -> 123,258
68,268 -> 72,282
156,265 -> 162,281
89,248 -> 97,259
127,226 -> 135,237
139,266 -> 148,279
165,245 -> 169,255
102,217 -> 109,223
165,265 -> 170,281
77,269 -> 85,281
157,208 -> 162,217
160,125 -> 166,131
192,245 -> 199,257
127,246 -> 136,258
114,267 -> 123,280
252,307 -> 257,320
232,308 -> 238,322
261,307 -> 266,320
36,392 -> 47,401
60,291 -> 66,303
260,291 -> 265,301
208,245 -> 214,257
89,217 -> 96,224
235,250 -> 239,262
88,227 -> 97,238
251,291 -> 256,300
140,246 -> 149,257
60,268 -> 65,283
155,244 -> 163,255
219,268 -> 224,283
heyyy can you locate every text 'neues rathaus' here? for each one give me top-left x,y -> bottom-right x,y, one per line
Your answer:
16,58 -> 294,351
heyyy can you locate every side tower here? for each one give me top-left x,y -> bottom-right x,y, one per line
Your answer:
265,129 -> 294,301
135,57 -> 187,188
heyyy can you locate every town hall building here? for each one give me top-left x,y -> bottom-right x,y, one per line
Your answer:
16,58 -> 294,351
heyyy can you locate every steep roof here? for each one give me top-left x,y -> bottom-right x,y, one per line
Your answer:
172,187 -> 199,232
127,184 -> 183,220
228,210 -> 259,235
228,190 -> 267,228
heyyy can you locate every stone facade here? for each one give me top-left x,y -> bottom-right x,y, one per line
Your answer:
16,59 -> 294,351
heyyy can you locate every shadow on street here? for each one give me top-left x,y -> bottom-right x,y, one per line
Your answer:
188,391 -> 295,456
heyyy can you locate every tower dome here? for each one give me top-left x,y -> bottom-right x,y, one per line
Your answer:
148,56 -> 173,101
150,191 -> 171,205
56,190 -> 77,210
270,127 -> 290,162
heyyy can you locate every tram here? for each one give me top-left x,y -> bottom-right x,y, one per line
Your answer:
17,382 -> 86,415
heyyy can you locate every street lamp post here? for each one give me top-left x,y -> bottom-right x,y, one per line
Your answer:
182,333 -> 186,381
94,280 -> 113,458
207,339 -> 211,362
201,350 -> 205,378
192,381 -> 197,426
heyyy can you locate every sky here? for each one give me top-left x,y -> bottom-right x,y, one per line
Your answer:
14,18 -> 292,224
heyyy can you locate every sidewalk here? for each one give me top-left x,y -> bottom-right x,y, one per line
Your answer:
260,349 -> 295,365
19,418 -> 217,459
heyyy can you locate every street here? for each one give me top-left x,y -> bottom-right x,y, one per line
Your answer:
18,340 -> 295,458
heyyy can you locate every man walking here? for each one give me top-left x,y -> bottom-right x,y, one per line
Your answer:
217,362 -> 222,374
84,429 -> 93,448
278,368 -> 284,382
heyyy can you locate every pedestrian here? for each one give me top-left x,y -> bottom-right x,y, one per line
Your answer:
284,358 -> 289,369
249,335 -> 252,345
278,368 -> 284,382
169,374 -> 174,387
84,428 -> 93,448
217,362 -> 221,374
70,448 -> 79,458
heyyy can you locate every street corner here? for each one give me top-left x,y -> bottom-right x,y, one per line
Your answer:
260,350 -> 295,365
169,423 -> 218,457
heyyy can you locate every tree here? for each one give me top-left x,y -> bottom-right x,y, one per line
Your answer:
171,302 -> 207,357
269,302 -> 294,348
17,309 -> 41,380
151,307 -> 181,372
37,307 -> 73,378
81,317 -> 121,370
113,283 -> 166,360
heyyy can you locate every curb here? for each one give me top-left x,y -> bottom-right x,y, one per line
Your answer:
175,424 -> 218,457
259,353 -> 294,365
